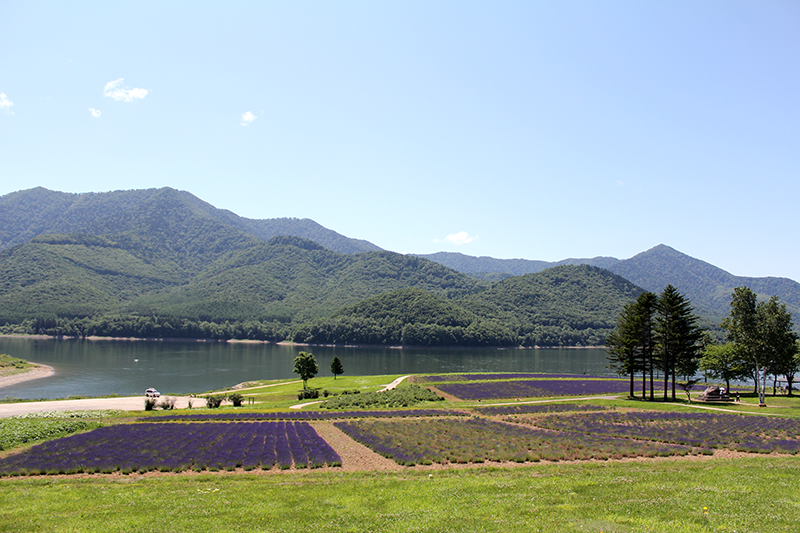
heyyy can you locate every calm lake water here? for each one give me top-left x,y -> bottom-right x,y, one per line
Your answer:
0,337 -> 614,399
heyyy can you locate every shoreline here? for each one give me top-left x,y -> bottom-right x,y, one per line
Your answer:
0,364 -> 54,390
0,334 -> 605,350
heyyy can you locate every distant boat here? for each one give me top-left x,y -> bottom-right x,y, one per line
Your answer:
134,359 -> 139,362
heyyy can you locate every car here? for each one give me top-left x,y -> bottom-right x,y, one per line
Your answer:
145,388 -> 161,398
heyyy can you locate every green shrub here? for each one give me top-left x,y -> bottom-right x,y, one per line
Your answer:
323,385 -> 442,409
228,393 -> 244,407
205,395 -> 224,408
297,389 -> 320,400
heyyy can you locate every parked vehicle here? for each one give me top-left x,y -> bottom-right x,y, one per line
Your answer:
145,388 -> 161,398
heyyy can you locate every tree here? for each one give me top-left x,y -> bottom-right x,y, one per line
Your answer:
722,287 -> 764,404
699,342 -> 749,392
330,356 -> 344,380
655,285 -> 703,401
293,351 -> 319,389
758,296 -> 798,396
605,300 -> 641,398
606,292 -> 657,399
636,292 -> 658,401
721,288 -> 797,406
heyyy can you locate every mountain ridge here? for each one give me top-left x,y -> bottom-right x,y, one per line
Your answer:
2,187 -> 797,334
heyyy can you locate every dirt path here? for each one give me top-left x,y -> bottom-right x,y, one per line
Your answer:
313,422 -> 402,471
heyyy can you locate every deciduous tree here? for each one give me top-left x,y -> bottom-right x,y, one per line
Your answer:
699,342 -> 749,392
293,351 -> 319,389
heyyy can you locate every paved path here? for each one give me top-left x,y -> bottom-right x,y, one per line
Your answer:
681,402 -> 786,416
379,375 -> 410,392
0,396 -> 206,418
289,376 -> 412,409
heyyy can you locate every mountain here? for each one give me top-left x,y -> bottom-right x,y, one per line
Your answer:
3,186 -> 796,346
417,251 -> 620,277
419,245 -> 800,323
608,245 -> 800,322
294,265 -> 643,347
0,187 -> 382,255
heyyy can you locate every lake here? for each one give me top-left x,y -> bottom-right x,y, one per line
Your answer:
0,337 -> 615,399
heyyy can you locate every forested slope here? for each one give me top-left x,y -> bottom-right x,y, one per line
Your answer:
419,245 -> 800,323
0,187 -> 381,255
295,265 -> 643,347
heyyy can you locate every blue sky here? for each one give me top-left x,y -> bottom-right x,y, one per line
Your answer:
2,1 -> 798,281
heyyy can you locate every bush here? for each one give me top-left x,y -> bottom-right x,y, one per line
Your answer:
205,395 -> 224,409
297,389 -> 320,400
228,393 -> 244,407
323,385 -> 443,409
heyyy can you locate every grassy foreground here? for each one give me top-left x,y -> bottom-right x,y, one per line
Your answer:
1,456 -> 798,532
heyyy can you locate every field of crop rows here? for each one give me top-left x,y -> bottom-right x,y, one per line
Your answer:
435,378 -> 640,400
334,417 -> 698,466
150,409 -> 467,422
414,373 -> 611,383
524,410 -> 800,454
0,421 -> 341,476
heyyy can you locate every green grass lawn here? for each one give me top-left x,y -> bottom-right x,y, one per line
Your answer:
1,456 -> 797,532
206,375 -> 406,410
3,373 -> 799,532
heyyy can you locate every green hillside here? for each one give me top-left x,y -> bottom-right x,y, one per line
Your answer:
0,187 -> 381,255
295,265 -> 643,347
419,245 -> 800,324
6,187 -> 751,347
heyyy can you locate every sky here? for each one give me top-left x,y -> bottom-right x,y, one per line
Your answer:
1,1 -> 799,281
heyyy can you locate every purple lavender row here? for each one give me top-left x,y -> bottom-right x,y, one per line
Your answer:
476,403 -> 612,416
0,422 -> 342,476
334,417 -> 695,466
436,379 -> 639,400
148,409 -> 467,422
416,373 -> 616,383
530,411 -> 800,454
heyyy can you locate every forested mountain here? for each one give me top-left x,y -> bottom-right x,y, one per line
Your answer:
417,251 -> 620,277
0,187 -> 381,255
2,186 -> 794,346
294,266 -> 643,347
419,245 -> 800,323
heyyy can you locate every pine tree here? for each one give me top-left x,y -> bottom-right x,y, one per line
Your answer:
655,285 -> 703,401
330,356 -> 344,380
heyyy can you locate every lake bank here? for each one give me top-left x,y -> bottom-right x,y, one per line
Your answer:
0,364 -> 54,390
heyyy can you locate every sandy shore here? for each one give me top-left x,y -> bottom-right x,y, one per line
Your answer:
0,364 -> 54,390
0,396 -> 207,418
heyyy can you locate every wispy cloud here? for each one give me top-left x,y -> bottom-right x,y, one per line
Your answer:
89,108 -> 101,118
616,180 -> 625,186
241,111 -> 256,126
0,93 -> 14,114
435,231 -> 478,246
103,78 -> 149,102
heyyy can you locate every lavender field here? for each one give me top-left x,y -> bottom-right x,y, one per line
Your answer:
475,403 -> 611,416
0,421 -> 341,476
435,378 -> 638,400
414,373 -> 609,383
334,417 -> 698,466
149,408 -> 466,422
527,410 -> 800,454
